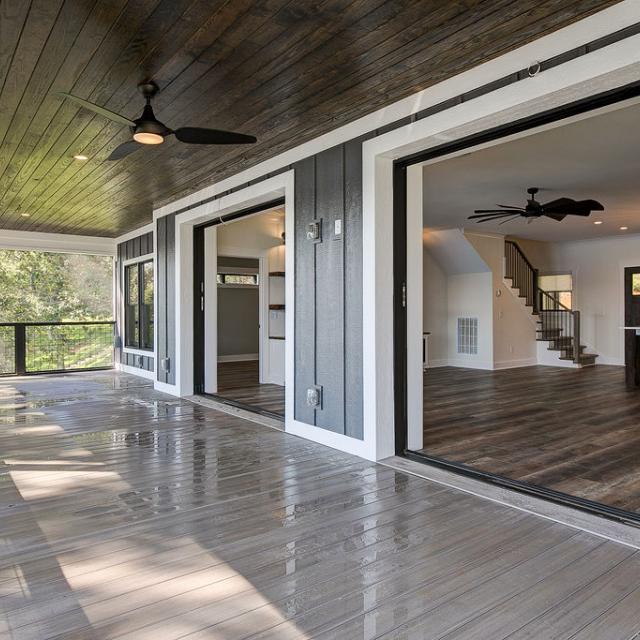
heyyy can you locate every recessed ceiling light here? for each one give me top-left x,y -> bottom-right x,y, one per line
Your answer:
620,226 -> 628,230
593,220 -> 603,225
73,154 -> 88,161
20,213 -> 30,218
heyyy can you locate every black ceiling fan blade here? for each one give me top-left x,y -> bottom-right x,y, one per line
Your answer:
57,92 -> 136,127
472,209 -> 514,214
469,211 -> 515,218
543,212 -> 567,221
470,213 -> 521,222
107,140 -> 141,161
540,197 -> 576,213
173,127 -> 257,145
499,215 -> 522,225
575,199 -> 604,211
496,204 -> 525,210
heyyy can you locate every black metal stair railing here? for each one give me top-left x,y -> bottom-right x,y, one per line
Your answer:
504,240 -> 539,313
537,290 -> 582,364
0,321 -> 115,376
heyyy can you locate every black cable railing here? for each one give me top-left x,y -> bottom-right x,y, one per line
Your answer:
0,321 -> 115,376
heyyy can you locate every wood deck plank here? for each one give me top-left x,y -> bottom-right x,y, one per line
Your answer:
0,371 -> 638,639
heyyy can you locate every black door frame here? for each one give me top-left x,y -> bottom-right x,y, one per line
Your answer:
192,197 -> 285,397
392,80 -> 640,526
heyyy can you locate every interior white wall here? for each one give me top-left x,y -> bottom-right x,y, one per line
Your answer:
446,272 -> 494,369
466,232 -> 538,369
422,247 -> 448,366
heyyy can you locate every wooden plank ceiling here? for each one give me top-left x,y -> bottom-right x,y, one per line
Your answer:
0,0 -> 620,238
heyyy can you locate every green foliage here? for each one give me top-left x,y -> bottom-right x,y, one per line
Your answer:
0,250 -> 113,322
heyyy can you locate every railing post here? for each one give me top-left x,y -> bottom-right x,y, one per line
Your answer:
573,310 -> 581,364
533,268 -> 539,313
15,324 -> 26,375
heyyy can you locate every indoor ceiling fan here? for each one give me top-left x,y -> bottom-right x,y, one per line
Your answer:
468,187 -> 604,224
57,81 -> 257,161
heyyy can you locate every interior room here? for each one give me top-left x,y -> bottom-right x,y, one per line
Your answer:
419,99 -> 640,515
208,207 -> 286,418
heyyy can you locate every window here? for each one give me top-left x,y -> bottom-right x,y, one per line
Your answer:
217,273 -> 258,286
633,273 -> 640,296
125,260 -> 153,350
539,273 -> 573,310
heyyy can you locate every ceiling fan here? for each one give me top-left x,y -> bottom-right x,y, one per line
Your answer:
468,187 -> 604,224
57,81 -> 257,161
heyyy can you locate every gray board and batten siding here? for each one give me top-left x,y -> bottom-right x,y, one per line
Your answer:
115,231 -> 154,373
153,137 -> 369,440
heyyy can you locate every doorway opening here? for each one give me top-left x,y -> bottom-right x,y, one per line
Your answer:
394,81 -> 640,525
193,199 -> 286,420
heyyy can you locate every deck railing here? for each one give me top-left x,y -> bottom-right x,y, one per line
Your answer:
0,321 -> 115,376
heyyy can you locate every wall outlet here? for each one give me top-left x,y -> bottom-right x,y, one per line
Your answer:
334,218 -> 342,236
306,385 -> 322,408
306,219 -> 322,243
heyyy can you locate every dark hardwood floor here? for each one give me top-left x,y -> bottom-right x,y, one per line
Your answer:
216,360 -> 285,418
420,365 -> 640,513
2,371 -> 640,638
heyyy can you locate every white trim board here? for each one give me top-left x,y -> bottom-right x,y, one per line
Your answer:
116,363 -> 155,381
114,223 -> 155,245
0,229 -> 115,255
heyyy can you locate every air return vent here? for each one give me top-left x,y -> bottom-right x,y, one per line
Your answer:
457,317 -> 478,355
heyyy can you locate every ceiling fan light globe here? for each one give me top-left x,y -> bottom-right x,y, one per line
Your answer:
133,131 -> 164,145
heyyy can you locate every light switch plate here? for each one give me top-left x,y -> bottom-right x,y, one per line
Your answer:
334,218 -> 342,236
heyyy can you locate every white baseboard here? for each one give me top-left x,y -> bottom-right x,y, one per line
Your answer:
218,353 -> 259,363
116,362 -> 155,380
493,357 -> 538,370
445,358 -> 494,370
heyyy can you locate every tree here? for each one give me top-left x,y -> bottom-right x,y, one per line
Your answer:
0,250 -> 113,322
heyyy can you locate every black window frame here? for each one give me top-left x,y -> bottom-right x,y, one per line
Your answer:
124,259 -> 154,351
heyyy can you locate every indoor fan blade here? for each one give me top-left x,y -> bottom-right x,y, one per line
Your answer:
173,127 -> 257,145
496,204 -> 525,210
107,140 -> 141,161
471,213 -> 521,222
499,215 -> 521,225
57,92 -> 136,127
472,209 -> 517,214
540,197 -> 575,213
575,199 -> 604,211
469,211 -> 515,218
543,212 -> 567,221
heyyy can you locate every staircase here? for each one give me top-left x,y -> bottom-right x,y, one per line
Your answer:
504,240 -> 597,367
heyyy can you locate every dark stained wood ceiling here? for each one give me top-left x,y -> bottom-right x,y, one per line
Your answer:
0,0 -> 620,237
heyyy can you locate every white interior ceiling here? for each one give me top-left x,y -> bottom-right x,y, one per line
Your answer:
422,101 -> 640,242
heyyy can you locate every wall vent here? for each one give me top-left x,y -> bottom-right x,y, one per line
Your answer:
457,317 -> 478,355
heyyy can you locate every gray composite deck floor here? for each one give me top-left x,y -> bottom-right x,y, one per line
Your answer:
0,371 -> 639,640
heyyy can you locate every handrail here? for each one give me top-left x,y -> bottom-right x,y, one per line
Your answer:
505,240 -> 539,313
538,289 -> 572,312
505,240 -> 536,273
